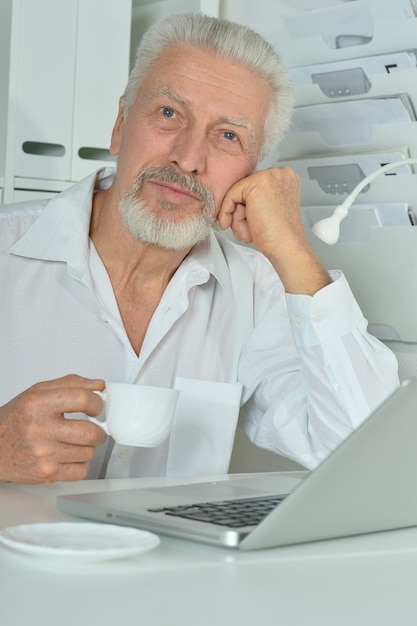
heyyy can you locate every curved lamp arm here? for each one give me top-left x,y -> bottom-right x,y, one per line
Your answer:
312,158 -> 417,245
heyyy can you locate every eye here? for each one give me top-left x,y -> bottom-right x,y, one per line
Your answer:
161,106 -> 176,118
223,130 -> 237,141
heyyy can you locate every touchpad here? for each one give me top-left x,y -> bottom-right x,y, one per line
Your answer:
147,481 -> 268,502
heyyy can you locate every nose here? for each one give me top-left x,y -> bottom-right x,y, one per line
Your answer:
168,125 -> 207,175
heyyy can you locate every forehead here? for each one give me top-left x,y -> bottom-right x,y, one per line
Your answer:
137,44 -> 271,135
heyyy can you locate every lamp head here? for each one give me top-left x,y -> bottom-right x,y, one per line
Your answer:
312,205 -> 348,245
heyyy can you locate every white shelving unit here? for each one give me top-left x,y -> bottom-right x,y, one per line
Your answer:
0,0 -> 132,204
0,0 -> 223,205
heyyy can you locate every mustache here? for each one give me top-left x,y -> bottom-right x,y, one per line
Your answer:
129,166 -> 216,209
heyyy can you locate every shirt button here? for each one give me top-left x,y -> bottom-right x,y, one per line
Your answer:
117,447 -> 128,459
294,314 -> 303,325
312,312 -> 325,323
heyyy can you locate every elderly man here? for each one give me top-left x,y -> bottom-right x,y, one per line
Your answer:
0,13 -> 398,484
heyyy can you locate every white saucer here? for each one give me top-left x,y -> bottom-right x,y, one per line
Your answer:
0,522 -> 160,561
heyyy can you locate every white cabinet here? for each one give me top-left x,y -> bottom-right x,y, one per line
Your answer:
0,0 -> 224,203
72,0 -> 133,181
0,0 -> 132,203
14,0 -> 78,182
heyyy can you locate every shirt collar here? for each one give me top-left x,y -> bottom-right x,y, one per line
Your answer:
8,167 -> 115,278
185,230 -> 234,296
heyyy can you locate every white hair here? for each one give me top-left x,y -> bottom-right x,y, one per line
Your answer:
121,12 -> 294,159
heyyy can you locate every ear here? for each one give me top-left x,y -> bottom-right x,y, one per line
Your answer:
109,98 -> 125,156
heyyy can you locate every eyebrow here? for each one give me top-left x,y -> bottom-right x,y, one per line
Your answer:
220,115 -> 250,130
152,87 -> 190,107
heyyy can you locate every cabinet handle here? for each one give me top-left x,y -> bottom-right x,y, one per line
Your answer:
78,147 -> 115,162
22,141 -> 65,157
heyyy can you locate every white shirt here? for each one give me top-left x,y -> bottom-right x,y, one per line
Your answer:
0,168 -> 399,476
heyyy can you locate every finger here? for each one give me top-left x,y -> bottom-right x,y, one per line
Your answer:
55,417 -> 108,447
54,462 -> 93,483
226,203 -> 252,242
20,416 -> 106,463
231,221 -> 252,243
45,439 -> 98,463
217,179 -> 247,230
31,426 -> 105,482
6,436 -> 98,484
26,385 -> 105,421
31,375 -> 105,393
21,460 -> 92,485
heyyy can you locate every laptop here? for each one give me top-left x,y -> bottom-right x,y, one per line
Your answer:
57,378 -> 417,550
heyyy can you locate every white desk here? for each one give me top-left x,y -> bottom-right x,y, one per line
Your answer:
1,473 -> 417,626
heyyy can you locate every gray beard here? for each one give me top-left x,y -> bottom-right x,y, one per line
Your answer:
119,166 -> 217,250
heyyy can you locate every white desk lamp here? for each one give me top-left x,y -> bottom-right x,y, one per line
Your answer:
312,158 -> 417,245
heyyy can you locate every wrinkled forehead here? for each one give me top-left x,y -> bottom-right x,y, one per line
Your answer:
140,44 -> 271,143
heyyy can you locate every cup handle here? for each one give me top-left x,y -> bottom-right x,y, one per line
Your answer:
89,390 -> 110,435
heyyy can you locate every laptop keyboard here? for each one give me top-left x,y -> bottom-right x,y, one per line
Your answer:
148,494 -> 287,528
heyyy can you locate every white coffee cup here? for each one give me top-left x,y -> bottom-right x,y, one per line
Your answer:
89,383 -> 180,447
